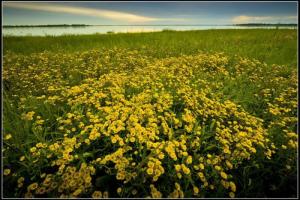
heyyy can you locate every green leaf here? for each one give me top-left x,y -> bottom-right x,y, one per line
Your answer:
209,120 -> 216,131
203,144 -> 217,152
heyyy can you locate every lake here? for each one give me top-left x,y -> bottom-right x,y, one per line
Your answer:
3,25 -> 297,36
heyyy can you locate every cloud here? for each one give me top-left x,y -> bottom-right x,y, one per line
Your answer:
3,2 -> 185,23
232,15 -> 298,23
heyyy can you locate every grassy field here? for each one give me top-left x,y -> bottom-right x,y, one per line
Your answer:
4,29 -> 297,66
3,29 -> 298,198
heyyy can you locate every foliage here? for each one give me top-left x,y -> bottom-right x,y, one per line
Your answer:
2,30 -> 297,198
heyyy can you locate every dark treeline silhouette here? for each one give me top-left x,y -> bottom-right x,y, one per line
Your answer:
3,23 -> 298,28
3,24 -> 90,28
235,23 -> 297,26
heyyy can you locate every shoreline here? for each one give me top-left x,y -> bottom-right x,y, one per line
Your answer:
3,27 -> 298,37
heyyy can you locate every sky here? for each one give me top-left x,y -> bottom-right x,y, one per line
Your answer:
2,1 -> 298,25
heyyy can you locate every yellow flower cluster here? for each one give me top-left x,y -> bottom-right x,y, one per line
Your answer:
3,48 -> 297,198
146,158 -> 165,181
21,111 -> 35,121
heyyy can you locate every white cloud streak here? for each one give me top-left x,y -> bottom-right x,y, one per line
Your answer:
3,2 -> 185,23
232,15 -> 298,23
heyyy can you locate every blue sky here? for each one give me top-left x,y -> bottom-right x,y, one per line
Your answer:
2,1 -> 298,25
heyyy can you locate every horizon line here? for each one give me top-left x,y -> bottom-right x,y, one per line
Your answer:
3,23 -> 298,27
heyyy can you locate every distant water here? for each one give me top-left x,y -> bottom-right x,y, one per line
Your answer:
3,25 -> 297,36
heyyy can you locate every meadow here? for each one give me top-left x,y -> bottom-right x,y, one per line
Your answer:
3,29 -> 298,198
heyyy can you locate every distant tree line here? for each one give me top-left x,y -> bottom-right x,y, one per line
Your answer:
3,24 -> 90,28
3,23 -> 298,28
235,23 -> 297,26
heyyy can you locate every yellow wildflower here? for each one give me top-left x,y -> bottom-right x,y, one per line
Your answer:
19,156 -> 25,161
28,182 -> 38,191
229,192 -> 235,198
220,171 -> 228,179
4,169 -> 11,176
229,181 -> 236,192
92,191 -> 102,198
193,186 -> 199,195
4,134 -> 12,140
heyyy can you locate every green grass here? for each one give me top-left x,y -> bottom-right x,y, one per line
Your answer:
3,29 -> 298,198
4,29 -> 297,67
